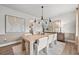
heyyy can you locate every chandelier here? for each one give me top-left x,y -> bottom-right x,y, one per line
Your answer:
41,6 -> 44,20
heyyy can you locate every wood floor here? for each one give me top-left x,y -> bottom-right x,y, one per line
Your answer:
61,42 -> 78,55
34,41 -> 78,55
18,42 -> 79,55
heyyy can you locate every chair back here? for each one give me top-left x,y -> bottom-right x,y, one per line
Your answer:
48,34 -> 54,44
53,34 -> 57,41
37,37 -> 48,51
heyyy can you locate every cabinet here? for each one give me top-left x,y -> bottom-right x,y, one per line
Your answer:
57,32 -> 65,42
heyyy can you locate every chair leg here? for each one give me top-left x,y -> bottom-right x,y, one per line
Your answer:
46,45 -> 49,55
37,51 -> 39,55
49,43 -> 53,48
54,40 -> 57,45
43,47 -> 48,55
36,49 -> 39,55
43,48 -> 46,54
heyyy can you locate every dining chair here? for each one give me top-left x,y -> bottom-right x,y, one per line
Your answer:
48,33 -> 57,48
34,37 -> 48,55
48,34 -> 54,48
53,33 -> 57,44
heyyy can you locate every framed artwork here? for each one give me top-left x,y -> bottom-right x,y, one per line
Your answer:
5,15 -> 25,33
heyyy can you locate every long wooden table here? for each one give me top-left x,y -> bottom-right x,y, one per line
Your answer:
22,33 -> 52,55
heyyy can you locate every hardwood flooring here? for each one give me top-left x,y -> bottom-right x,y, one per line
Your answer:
37,41 -> 78,55
61,42 -> 78,55
0,41 -> 78,55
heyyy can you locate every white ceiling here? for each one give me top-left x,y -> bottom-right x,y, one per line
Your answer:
1,4 -> 78,18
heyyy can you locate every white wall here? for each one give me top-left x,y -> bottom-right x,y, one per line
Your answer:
51,11 -> 76,33
0,5 -> 36,34
0,5 -> 76,34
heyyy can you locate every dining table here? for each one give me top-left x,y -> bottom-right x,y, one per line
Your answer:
22,33 -> 53,55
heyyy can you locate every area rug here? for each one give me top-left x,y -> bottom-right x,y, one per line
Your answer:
40,41 -> 66,55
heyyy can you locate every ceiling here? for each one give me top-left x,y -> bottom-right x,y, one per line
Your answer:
1,4 -> 78,18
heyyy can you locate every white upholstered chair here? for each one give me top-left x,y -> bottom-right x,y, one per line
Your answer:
34,37 -> 48,55
48,34 -> 54,47
48,33 -> 57,48
53,33 -> 57,44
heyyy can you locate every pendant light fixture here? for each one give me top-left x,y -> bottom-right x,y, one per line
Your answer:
41,6 -> 44,20
41,5 -> 51,33
41,6 -> 51,22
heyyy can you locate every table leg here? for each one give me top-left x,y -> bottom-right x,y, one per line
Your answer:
29,42 -> 34,55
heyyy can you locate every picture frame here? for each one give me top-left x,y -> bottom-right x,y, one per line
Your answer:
5,15 -> 25,33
